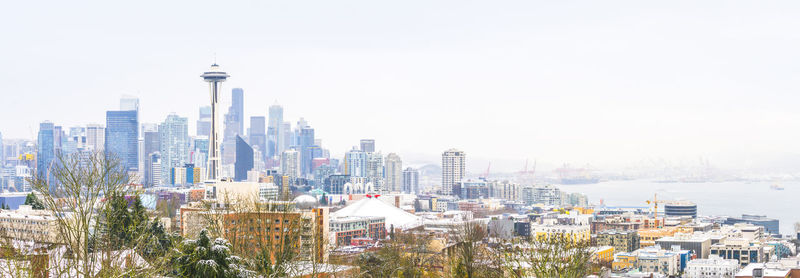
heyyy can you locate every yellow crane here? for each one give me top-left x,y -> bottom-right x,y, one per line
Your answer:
645,193 -> 664,228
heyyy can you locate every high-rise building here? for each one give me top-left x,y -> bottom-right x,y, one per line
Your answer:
442,149 -> 465,196
234,135 -> 253,182
200,64 -> 229,181
63,127 -> 85,156
360,139 -> 375,153
344,148 -> 366,177
158,114 -> 189,185
85,124 -> 105,152
120,96 -> 141,171
192,137 -> 209,174
365,152 -> 384,192
268,103 -> 284,158
0,131 -> 3,167
197,106 -> 212,138
143,130 -> 160,186
298,126 -> 315,176
105,110 -> 139,172
249,116 -> 266,163
280,122 -> 291,159
223,89 -> 244,148
280,150 -> 300,178
120,96 -> 140,112
313,164 -> 335,189
149,153 -> 162,186
36,122 -> 55,182
384,153 -> 402,193
53,125 -> 63,157
403,167 -> 419,194
231,88 -> 244,136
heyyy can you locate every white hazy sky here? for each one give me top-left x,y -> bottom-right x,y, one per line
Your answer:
2,1 -> 800,172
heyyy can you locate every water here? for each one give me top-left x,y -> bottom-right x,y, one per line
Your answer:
559,180 -> 798,236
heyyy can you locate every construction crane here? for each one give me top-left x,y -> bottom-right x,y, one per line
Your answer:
645,193 -> 665,229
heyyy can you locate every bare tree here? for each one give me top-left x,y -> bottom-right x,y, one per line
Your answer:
27,152 -> 165,277
196,193 -> 323,278
447,223 -> 503,278
355,231 -> 443,278
500,232 -> 592,278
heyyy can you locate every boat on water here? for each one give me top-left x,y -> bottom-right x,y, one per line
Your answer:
770,183 -> 785,190
555,164 -> 600,185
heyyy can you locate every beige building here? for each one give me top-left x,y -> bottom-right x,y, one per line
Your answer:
180,202 -> 330,262
0,205 -> 60,243
384,153 -> 403,193
441,149 -> 465,196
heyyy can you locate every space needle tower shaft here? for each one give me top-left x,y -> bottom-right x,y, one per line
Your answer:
200,64 -> 229,181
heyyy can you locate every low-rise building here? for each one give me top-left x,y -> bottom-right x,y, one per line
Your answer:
684,255 -> 739,278
639,228 -> 679,248
180,202 -> 329,262
530,224 -> 590,242
612,246 -> 693,276
612,252 -> 638,271
593,246 -> 615,264
710,237 -> 765,266
725,214 -> 779,235
734,262 -> 793,278
329,216 -> 386,246
0,205 -> 59,243
655,233 -> 712,259
596,230 -> 640,253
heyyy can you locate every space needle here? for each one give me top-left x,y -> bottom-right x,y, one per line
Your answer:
201,63 -> 229,181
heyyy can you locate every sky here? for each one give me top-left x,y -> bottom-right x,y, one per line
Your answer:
2,1 -> 800,172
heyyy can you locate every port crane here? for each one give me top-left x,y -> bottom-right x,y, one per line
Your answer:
480,162 -> 491,179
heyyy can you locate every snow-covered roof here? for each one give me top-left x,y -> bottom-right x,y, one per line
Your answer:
332,197 -> 421,230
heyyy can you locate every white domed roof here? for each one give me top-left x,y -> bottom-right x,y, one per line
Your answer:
293,195 -> 317,204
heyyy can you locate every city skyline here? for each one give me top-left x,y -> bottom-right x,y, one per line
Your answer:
3,1 -> 800,172
0,3 -> 799,276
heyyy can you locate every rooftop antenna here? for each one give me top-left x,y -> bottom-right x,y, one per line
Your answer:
213,53 -> 217,65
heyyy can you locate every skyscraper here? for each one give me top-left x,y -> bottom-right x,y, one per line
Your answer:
360,139 -> 375,153
344,148 -> 366,177
222,89 -> 243,168
120,96 -> 140,113
365,152 -> 384,191
62,127 -> 85,156
280,150 -> 299,178
268,103 -> 283,158
158,114 -> 189,186
200,64 -> 229,181
36,121 -> 55,180
234,135 -> 253,181
442,149 -> 465,196
85,124 -> 105,151
385,153 -> 403,193
105,110 -> 139,172
143,130 -> 160,186
231,88 -> 244,136
280,122 -> 291,159
149,152 -> 162,187
120,96 -> 141,172
403,167 -> 419,194
298,126 -> 315,176
0,131 -> 4,167
248,116 -> 267,164
197,106 -> 212,138
53,125 -> 63,157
